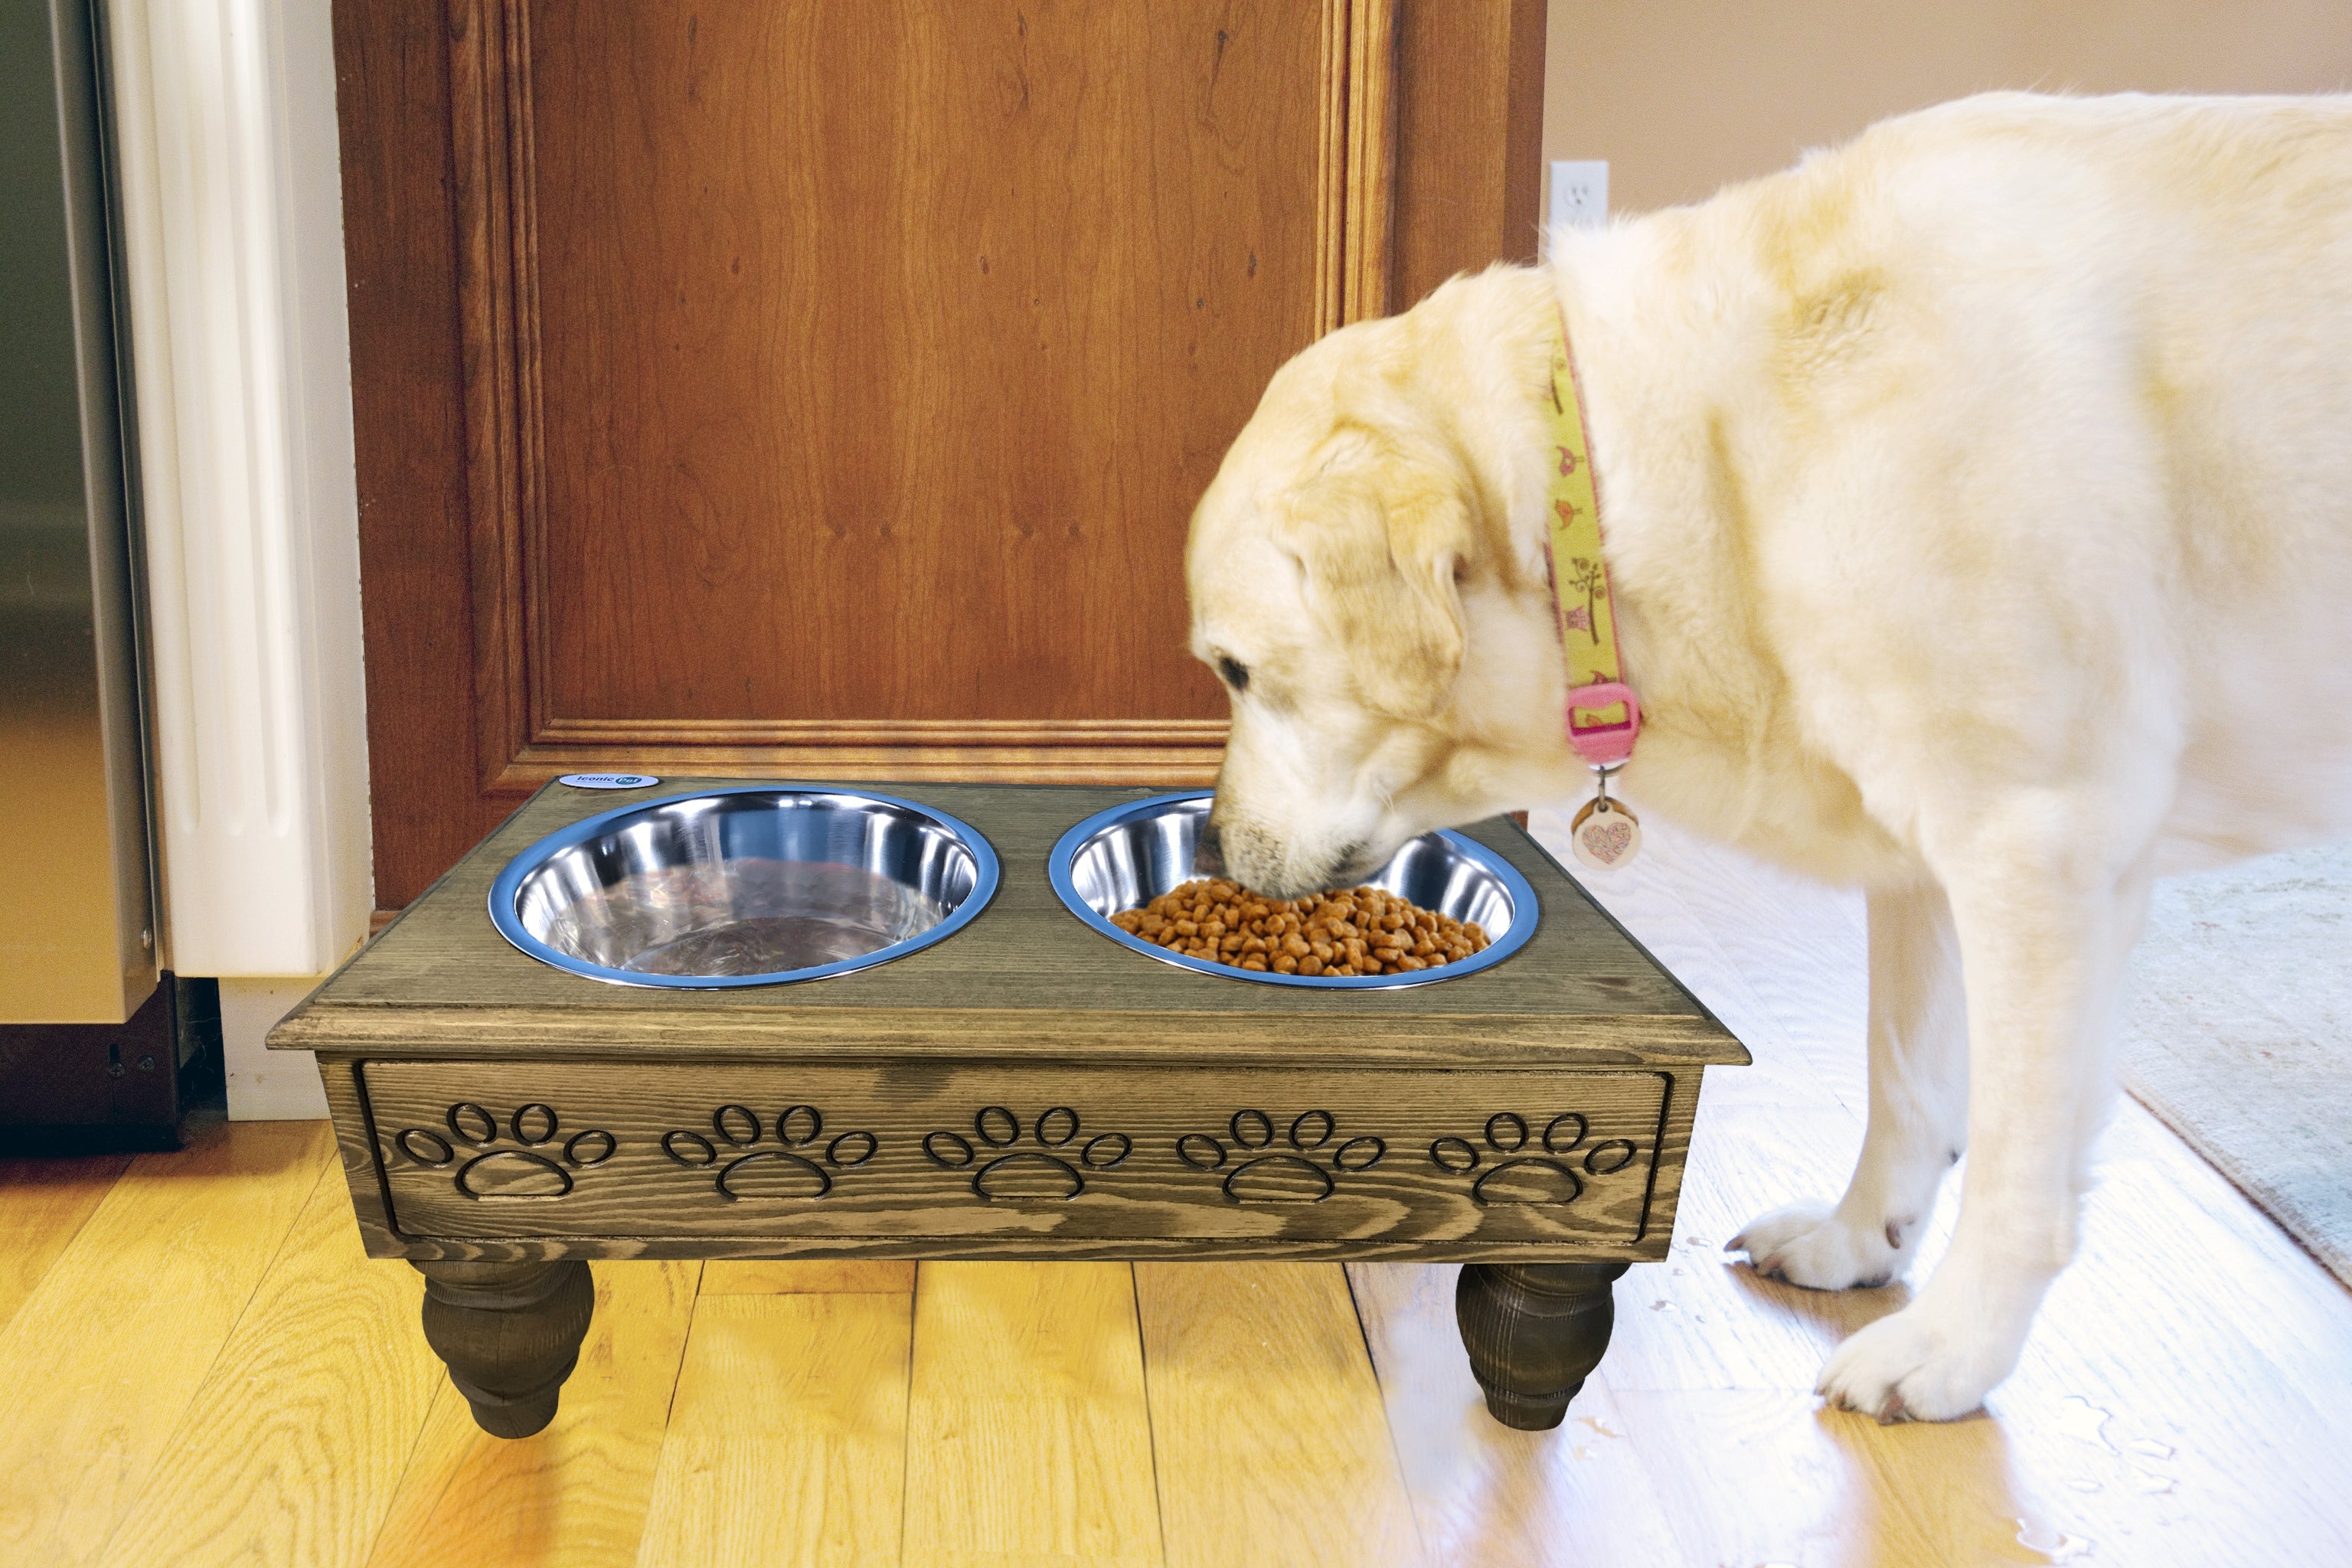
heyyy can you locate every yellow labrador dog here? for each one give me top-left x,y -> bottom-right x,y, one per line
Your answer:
1186,93 -> 2352,1421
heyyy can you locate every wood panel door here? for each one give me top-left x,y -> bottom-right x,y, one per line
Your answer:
338,1 -> 1544,907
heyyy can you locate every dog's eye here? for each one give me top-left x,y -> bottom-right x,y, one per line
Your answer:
1216,655 -> 1250,692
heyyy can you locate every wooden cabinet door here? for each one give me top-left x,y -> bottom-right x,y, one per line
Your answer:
338,1 -> 1542,907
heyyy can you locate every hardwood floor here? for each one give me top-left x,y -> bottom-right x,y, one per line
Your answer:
2,811 -> 2347,1566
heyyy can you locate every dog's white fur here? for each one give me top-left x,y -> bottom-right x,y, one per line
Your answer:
1186,93 -> 2352,1420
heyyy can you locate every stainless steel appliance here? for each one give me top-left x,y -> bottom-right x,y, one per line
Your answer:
2,0 -> 217,1147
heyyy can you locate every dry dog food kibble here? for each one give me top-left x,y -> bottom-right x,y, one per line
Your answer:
1109,879 -> 1489,976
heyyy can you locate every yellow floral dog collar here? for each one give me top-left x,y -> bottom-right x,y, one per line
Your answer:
1544,309 -> 1642,870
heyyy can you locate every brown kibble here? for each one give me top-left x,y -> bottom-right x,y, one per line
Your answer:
1116,877 -> 1479,983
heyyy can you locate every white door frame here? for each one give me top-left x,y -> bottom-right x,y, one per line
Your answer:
105,0 -> 372,1114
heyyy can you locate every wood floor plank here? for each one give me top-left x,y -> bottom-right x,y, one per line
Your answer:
0,1119 -> 333,1567
368,1260 -> 701,1568
1135,1262 -> 1421,1568
635,1289 -> 910,1566
1613,1386 -> 2038,1568
94,1163 -> 443,1568
0,1151 -> 132,1337
1961,1106 -> 2352,1568
1345,1263 -> 1687,1568
700,1259 -> 914,1295
903,1261 -> 1161,1566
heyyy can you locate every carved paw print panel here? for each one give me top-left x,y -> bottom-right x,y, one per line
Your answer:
922,1106 -> 1132,1201
661,1104 -> 877,1201
1426,1112 -> 1638,1206
1174,1109 -> 1386,1204
360,1062 -> 1680,1246
392,1102 -> 616,1200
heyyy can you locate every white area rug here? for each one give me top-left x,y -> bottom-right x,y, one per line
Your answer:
2120,842 -> 2352,1287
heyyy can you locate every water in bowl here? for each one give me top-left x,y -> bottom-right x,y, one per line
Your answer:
529,858 -> 949,977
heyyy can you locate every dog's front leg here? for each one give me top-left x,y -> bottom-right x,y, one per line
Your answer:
1815,829 -> 2152,1421
1734,878 -> 1968,1287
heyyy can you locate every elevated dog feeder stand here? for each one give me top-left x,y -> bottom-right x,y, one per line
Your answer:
273,782 -> 1746,1436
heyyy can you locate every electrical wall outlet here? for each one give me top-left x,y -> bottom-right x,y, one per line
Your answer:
1550,159 -> 1609,231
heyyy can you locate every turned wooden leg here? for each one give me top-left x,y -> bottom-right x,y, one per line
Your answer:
413,1259 -> 595,1439
1456,1261 -> 1629,1430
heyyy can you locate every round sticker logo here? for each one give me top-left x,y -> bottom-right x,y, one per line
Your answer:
557,773 -> 659,790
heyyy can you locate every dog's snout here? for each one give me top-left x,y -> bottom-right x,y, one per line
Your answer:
1194,804 -> 1380,899
1193,816 -> 1228,877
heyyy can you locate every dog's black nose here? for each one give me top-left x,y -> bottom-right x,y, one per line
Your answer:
1331,840 -> 1370,882
1194,815 -> 1227,877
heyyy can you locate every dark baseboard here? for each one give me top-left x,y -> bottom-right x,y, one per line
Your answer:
0,975 -> 225,1154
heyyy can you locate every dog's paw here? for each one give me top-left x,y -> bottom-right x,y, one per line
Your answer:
1730,1200 -> 1910,1290
1815,1303 -> 2015,1423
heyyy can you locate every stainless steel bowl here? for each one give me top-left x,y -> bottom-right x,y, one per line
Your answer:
488,787 -> 999,988
1049,792 -> 1537,988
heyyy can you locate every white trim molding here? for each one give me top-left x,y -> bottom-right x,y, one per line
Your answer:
105,0 -> 372,981
219,975 -> 332,1119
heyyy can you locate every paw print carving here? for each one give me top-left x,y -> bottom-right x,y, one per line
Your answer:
1176,1109 -> 1386,1204
394,1102 -> 616,1200
923,1106 -> 1130,1201
1426,1112 -> 1636,1205
661,1104 -> 876,1200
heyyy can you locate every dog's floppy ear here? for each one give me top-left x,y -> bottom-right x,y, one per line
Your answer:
1276,436 -> 1473,719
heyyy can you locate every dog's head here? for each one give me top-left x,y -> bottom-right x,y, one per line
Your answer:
1186,274 -> 1575,897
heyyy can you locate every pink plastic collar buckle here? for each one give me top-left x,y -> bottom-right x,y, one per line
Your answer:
1565,681 -> 1641,769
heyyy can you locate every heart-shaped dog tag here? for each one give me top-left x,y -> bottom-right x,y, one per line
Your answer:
1570,796 -> 1641,871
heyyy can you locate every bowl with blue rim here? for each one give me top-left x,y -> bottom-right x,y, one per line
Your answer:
489,785 -> 998,988
1049,791 -> 1536,988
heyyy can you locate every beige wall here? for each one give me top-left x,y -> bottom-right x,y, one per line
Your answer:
1545,0 -> 2352,215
